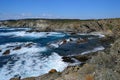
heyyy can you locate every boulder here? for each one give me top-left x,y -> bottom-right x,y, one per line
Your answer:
62,56 -> 75,63
13,46 -> 21,50
73,55 -> 90,62
49,69 -> 57,73
3,50 -> 10,55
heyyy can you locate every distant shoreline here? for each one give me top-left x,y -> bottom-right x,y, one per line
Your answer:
0,18 -> 120,35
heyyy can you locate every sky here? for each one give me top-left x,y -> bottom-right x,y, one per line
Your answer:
0,0 -> 120,20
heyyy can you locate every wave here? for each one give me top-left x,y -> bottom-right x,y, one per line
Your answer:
0,31 -> 65,38
0,27 -> 31,31
0,43 -> 68,80
75,32 -> 105,38
81,46 -> 105,55
0,42 -> 47,56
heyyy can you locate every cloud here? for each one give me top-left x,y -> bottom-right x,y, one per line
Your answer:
0,13 -> 63,20
0,13 -> 34,20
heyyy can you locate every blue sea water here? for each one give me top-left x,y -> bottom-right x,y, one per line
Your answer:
0,27 -> 104,80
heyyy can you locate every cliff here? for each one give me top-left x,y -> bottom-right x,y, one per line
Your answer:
0,18 -> 120,33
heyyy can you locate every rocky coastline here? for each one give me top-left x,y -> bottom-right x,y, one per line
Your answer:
0,18 -> 120,80
20,26 -> 119,80
0,18 -> 120,33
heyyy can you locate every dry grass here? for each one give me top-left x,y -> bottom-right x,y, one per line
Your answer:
85,74 -> 94,80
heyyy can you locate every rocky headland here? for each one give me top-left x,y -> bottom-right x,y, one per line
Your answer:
1,18 -> 120,80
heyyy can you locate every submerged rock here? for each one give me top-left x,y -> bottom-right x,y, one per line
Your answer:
3,50 -> 10,55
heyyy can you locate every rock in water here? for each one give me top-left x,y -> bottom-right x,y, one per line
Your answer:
13,46 -> 21,50
73,55 -> 90,62
0,49 -> 2,52
62,39 -> 67,44
76,38 -> 88,44
3,50 -> 10,55
69,38 -> 73,41
24,43 -> 33,47
62,56 -> 75,63
49,69 -> 57,73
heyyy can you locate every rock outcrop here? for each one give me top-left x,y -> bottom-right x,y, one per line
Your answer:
3,49 -> 10,55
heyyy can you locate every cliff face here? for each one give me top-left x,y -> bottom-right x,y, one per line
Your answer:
0,18 -> 120,33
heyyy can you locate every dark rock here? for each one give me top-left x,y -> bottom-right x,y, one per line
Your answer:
10,77 -> 20,80
7,46 -> 14,48
0,49 -> 2,52
76,38 -> 87,44
3,50 -> 10,55
70,32 -> 77,35
73,55 -> 90,62
62,39 -> 67,44
62,56 -> 75,63
24,43 -> 33,47
13,46 -> 21,50
26,29 -> 41,33
80,62 -> 86,67
49,69 -> 57,73
10,76 -> 21,80
69,38 -> 73,41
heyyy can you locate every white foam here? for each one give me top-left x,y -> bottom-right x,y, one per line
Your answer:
0,27 -> 30,31
0,31 -> 65,38
77,32 -> 105,38
0,42 -> 22,56
0,42 -> 67,80
81,46 -> 105,55
90,32 -> 105,38
49,43 -> 59,48
0,52 -> 68,80
0,42 -> 44,56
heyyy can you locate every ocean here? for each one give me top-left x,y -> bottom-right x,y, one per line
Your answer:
0,27 -> 104,80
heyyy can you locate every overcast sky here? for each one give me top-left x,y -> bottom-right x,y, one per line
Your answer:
0,0 -> 120,20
